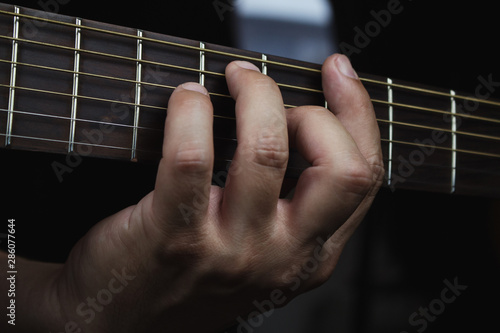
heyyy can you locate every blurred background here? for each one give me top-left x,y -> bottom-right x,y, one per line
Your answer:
1,0 -> 499,332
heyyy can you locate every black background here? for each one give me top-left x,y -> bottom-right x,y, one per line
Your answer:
1,0 -> 499,332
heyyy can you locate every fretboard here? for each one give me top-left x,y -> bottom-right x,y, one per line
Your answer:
1,3 -> 499,198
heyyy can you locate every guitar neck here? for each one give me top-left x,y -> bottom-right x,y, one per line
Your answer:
0,3 -> 499,198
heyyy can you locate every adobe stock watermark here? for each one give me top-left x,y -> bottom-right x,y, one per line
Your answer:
339,0 -> 406,57
178,164 -> 231,225
388,74 -> 500,191
400,277 -> 467,333
51,64 -> 168,183
50,267 -> 136,333
21,0 -> 72,39
212,0 -> 243,22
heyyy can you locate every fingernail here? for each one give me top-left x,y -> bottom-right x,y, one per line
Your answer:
180,82 -> 209,96
233,60 -> 261,72
335,55 -> 359,80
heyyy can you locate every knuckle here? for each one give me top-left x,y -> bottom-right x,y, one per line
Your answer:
247,131 -> 289,170
336,157 -> 375,196
174,142 -> 212,175
369,155 -> 385,191
159,237 -> 210,267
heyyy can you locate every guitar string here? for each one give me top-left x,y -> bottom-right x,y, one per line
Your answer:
2,33 -> 500,124
376,119 -> 500,142
1,9 -> 500,108
0,9 -> 322,74
0,12 -> 498,159
0,132 -> 253,175
1,76 -> 500,157
0,131 -> 303,174
0,107 -> 163,132
1,107 -> 500,160
1,57 -> 500,144
3,126 -> 498,180
3,129 -> 500,171
1,8 -> 498,107
371,99 -> 500,124
1,10 -> 499,190
4,104 -> 500,144
2,82 -> 500,148
2,42 -> 500,127
379,156 -> 500,177
0,34 -> 324,95
1,35 -> 499,126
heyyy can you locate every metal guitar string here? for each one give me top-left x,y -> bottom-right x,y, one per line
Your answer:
0,8 -> 499,164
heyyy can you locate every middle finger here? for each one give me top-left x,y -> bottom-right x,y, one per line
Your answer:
221,61 -> 288,228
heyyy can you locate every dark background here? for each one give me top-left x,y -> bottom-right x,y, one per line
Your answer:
1,0 -> 499,332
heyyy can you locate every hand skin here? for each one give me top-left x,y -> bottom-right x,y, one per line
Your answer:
1,54 -> 384,333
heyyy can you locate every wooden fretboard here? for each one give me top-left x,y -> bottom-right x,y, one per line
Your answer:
1,3 -> 499,197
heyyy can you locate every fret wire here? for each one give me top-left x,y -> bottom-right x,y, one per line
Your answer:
2,8 -> 500,109
450,90 -> 457,194
68,18 -> 82,153
199,42 -> 206,86
261,54 -> 268,76
131,29 -> 143,162
5,6 -> 20,147
387,78 -> 394,186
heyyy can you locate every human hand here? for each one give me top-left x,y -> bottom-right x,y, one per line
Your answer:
15,54 -> 383,333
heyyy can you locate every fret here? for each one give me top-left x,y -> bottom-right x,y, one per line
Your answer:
131,29 -> 143,162
261,53 -> 268,75
450,90 -> 457,194
387,78 -> 394,186
0,3 -> 499,198
68,18 -> 82,153
5,6 -> 19,147
199,41 -> 205,86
